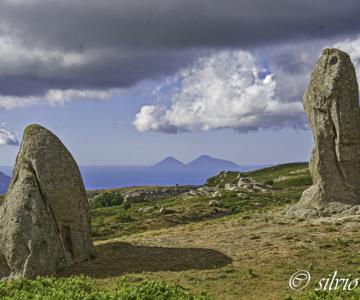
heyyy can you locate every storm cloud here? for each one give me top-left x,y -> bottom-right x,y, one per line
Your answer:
0,0 -> 360,98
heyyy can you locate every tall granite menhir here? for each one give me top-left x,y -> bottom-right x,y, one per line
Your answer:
0,124 -> 95,279
296,48 -> 360,211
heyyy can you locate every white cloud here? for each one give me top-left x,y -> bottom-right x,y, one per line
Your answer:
134,36 -> 360,134
0,89 -> 111,109
134,50 -> 305,133
0,126 -> 18,146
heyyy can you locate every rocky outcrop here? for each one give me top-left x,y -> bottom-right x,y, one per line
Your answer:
122,187 -> 194,204
237,177 -> 271,193
223,178 -> 271,193
181,176 -> 271,201
289,48 -> 360,217
89,186 -> 196,209
0,124 -> 95,279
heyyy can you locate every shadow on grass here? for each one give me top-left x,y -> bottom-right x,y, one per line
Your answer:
59,242 -> 232,278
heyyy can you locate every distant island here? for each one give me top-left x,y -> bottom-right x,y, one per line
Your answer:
1,155 -> 268,191
153,155 -> 242,171
80,155 -> 268,189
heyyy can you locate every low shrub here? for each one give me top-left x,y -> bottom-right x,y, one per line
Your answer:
0,276 -> 210,300
90,192 -> 124,209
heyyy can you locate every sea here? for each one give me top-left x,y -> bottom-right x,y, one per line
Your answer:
0,165 -> 266,190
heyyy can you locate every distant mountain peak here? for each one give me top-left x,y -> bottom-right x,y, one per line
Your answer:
196,155 -> 212,159
188,155 -> 240,170
152,155 -> 241,172
191,155 -> 215,161
163,156 -> 181,161
153,156 -> 186,168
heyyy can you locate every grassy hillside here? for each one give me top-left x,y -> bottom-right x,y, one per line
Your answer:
2,163 -> 360,299
205,162 -> 310,187
90,163 -> 311,240
84,163 -> 360,299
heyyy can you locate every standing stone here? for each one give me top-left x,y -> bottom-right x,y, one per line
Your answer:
0,124 -> 95,279
295,48 -> 360,212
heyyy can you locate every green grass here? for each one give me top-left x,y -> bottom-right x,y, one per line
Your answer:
76,163 -> 360,299
1,162 -> 325,299
91,163 -> 309,240
91,195 -> 231,239
0,276 -> 210,300
89,191 -> 124,209
205,171 -> 240,187
246,162 -> 310,186
286,288 -> 360,299
205,162 -> 311,189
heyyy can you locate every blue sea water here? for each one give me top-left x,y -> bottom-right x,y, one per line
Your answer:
0,165 -> 266,190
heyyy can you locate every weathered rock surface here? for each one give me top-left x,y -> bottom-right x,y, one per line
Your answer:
288,48 -> 360,217
224,183 -> 240,191
0,124 -> 95,279
237,177 -> 272,193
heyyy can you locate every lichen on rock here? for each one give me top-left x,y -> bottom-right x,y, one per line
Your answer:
288,48 -> 360,217
0,124 -> 95,279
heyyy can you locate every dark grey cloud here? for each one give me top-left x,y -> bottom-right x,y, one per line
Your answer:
0,0 -> 359,98
4,0 -> 360,49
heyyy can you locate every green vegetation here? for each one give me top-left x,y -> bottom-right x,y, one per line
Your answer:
5,162 -> 359,299
90,187 -> 303,239
247,162 -> 308,179
89,191 -> 124,209
205,171 -> 240,187
247,162 -> 311,187
286,288 -> 360,299
205,162 -> 311,188
0,276 -> 209,300
90,163 -> 310,240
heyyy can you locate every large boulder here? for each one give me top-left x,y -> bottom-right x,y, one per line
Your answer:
289,48 -> 360,216
0,124 -> 95,279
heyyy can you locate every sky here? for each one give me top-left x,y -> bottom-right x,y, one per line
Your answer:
1,0 -> 360,166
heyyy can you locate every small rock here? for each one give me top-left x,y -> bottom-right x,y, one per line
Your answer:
122,199 -> 131,209
159,207 -> 175,214
237,177 -> 252,187
212,191 -> 223,198
236,193 -> 249,199
224,183 -> 239,191
138,207 -> 154,213
289,168 -> 308,174
208,200 -> 221,207
274,176 -> 290,182
237,176 -> 271,193
123,191 -> 145,204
